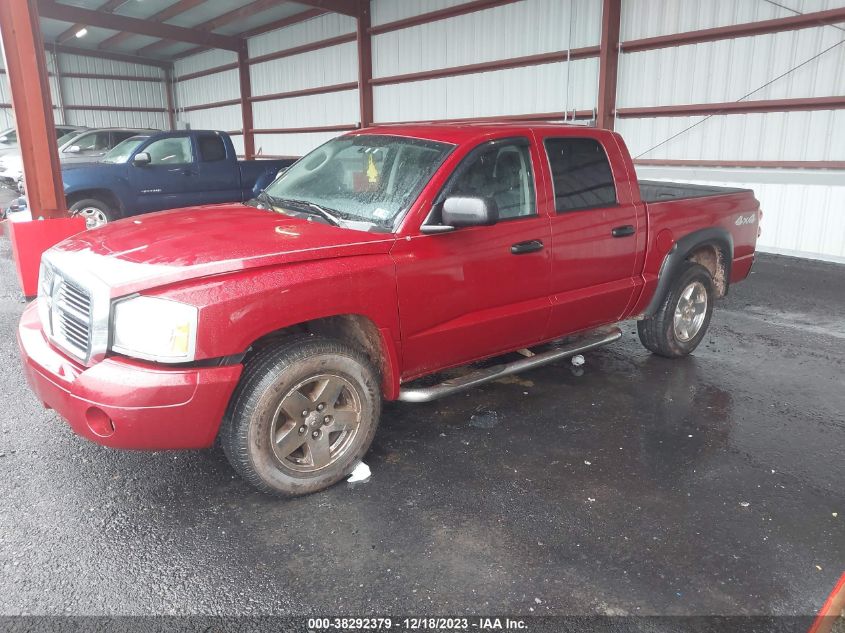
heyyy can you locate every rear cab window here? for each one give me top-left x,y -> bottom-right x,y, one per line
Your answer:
198,134 -> 227,162
543,137 -> 617,212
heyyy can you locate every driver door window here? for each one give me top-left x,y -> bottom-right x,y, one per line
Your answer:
145,137 -> 194,166
438,140 -> 536,221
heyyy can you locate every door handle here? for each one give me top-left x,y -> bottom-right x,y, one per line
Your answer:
612,225 -> 635,238
511,239 -> 544,255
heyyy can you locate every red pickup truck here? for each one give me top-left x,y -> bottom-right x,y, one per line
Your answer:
18,123 -> 759,496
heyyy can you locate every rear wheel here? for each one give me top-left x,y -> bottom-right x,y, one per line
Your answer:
69,198 -> 117,229
220,336 -> 381,497
637,262 -> 715,358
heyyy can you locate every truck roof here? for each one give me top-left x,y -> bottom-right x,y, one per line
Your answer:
355,122 -> 594,145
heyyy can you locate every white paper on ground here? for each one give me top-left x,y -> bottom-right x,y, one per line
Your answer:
347,461 -> 371,483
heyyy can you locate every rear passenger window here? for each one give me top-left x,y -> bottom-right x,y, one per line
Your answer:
198,135 -> 227,162
544,138 -> 616,212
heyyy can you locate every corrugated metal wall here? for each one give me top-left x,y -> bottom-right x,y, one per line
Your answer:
57,53 -> 168,129
174,49 -> 243,155
0,50 -> 63,129
371,0 -> 600,122
249,12 -> 359,157
639,166 -> 845,263
621,0 -> 845,262
1,49 -> 168,132
167,0 -> 844,262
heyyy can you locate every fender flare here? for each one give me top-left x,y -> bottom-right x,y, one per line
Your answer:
643,227 -> 734,317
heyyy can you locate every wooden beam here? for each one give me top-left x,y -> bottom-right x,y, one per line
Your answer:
37,0 -> 240,51
294,0 -> 357,17
0,0 -> 66,218
597,0 -> 621,130
238,43 -> 255,160
56,0 -> 125,44
136,0 -> 281,57
98,0 -> 208,50
356,0 -> 372,127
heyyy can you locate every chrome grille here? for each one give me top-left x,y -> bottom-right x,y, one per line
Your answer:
51,279 -> 92,360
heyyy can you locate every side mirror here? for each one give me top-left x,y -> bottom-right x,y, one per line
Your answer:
132,152 -> 151,167
65,145 -> 81,154
441,196 -> 498,228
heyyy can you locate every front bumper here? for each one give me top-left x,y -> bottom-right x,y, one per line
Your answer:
17,301 -> 243,450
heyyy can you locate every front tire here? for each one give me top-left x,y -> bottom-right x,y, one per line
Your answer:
69,198 -> 118,229
637,262 -> 715,358
220,336 -> 381,497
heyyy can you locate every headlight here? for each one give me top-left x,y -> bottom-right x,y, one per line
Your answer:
111,296 -> 198,363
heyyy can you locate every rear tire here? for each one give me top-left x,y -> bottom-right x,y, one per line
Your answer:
220,336 -> 381,497
69,198 -> 118,229
637,262 -> 715,358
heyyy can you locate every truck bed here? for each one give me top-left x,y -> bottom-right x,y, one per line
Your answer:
639,180 -> 750,203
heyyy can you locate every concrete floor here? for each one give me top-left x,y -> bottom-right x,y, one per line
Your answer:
1,188 -> 843,619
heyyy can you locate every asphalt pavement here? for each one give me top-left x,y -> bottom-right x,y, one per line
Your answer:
0,191 -> 842,622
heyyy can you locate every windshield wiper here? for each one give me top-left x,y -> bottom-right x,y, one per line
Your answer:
253,190 -> 284,211
275,198 -> 343,227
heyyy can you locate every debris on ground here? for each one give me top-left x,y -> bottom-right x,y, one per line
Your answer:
739,501 -> 750,507
470,409 -> 500,429
571,354 -> 585,367
347,461 -> 371,483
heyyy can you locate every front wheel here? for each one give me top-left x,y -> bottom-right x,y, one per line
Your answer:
69,198 -> 117,229
220,336 -> 381,497
637,262 -> 715,358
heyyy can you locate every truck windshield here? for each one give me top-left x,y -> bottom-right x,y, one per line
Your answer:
56,132 -> 78,147
263,134 -> 453,228
102,136 -> 150,164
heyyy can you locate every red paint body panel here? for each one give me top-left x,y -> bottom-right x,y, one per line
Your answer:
17,123 -> 759,451
18,303 -> 241,449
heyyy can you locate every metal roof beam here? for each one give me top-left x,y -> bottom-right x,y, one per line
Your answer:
135,0 -> 281,57
37,0 -> 240,51
55,0 -> 126,43
98,0 -> 209,50
294,0 -> 358,17
49,42 -> 173,70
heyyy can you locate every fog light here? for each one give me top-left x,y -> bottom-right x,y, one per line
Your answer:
85,407 -> 115,437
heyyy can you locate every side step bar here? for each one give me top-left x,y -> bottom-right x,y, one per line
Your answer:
398,327 -> 622,403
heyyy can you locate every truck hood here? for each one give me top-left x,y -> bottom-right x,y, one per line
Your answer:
61,161 -> 124,173
50,204 -> 396,297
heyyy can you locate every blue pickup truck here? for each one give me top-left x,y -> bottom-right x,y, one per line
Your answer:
61,130 -> 296,228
